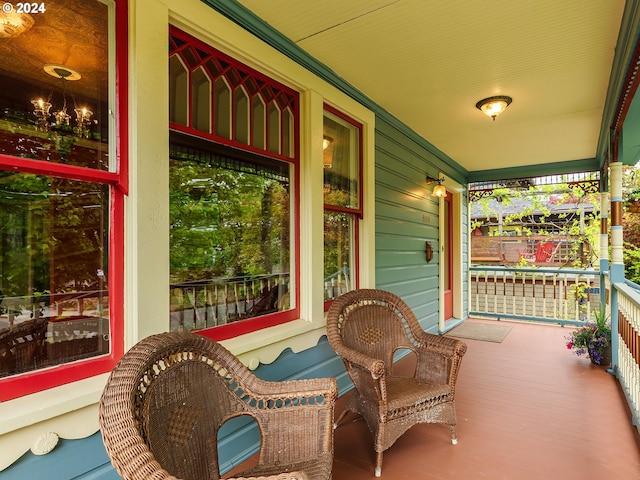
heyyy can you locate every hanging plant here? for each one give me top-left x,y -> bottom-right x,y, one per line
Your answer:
626,187 -> 640,213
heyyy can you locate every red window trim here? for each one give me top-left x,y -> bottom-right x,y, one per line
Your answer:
169,26 -> 299,163
323,104 -> 364,311
0,0 -> 127,402
168,26 -> 301,339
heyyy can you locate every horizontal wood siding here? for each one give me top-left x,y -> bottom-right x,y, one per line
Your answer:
375,119 -> 466,333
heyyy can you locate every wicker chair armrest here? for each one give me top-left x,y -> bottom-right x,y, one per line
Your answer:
228,472 -> 309,480
248,375 -> 338,403
333,344 -> 386,379
416,331 -> 468,357
412,333 -> 467,387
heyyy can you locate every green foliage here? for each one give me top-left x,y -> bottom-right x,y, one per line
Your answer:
622,166 -> 640,283
169,158 -> 290,283
0,172 -> 106,299
471,180 -> 600,267
623,240 -> 640,284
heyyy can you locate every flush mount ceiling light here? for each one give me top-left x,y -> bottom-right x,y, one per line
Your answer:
475,95 -> 512,121
426,176 -> 446,198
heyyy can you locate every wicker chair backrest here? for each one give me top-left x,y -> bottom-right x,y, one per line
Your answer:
330,290 -> 424,374
114,333 -> 260,480
0,318 -> 48,376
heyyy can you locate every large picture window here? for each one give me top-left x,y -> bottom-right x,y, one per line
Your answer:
0,0 -> 126,400
323,106 -> 362,307
168,27 -> 299,339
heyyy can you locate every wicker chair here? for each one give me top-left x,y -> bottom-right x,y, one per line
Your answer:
326,289 -> 467,477
0,318 -> 48,377
99,332 -> 337,480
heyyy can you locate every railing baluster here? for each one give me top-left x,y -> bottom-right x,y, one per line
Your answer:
616,283 -> 640,434
493,269 -> 498,314
511,270 -> 517,316
542,271 -> 547,318
502,269 -> 507,315
483,270 -> 488,313
553,273 -> 558,319
531,271 -> 536,318
469,266 -> 599,325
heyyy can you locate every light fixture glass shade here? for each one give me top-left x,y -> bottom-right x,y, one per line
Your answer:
0,11 -> 34,38
475,95 -> 512,121
432,183 -> 447,198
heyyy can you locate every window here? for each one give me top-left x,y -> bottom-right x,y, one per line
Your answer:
168,27 -> 299,340
323,106 -> 362,306
0,0 -> 126,401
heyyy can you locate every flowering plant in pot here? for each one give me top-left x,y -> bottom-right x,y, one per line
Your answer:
566,305 -> 612,365
626,186 -> 640,213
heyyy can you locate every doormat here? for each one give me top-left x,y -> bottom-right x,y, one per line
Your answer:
446,322 -> 512,343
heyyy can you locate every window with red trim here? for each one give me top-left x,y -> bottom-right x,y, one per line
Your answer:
168,27 -> 299,340
323,105 -> 362,308
0,0 -> 126,401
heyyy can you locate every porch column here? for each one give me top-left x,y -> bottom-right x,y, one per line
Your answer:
599,182 -> 609,308
609,161 -> 624,372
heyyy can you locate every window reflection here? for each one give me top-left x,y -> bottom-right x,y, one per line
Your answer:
169,137 -> 292,331
0,0 -> 111,170
0,172 -> 110,377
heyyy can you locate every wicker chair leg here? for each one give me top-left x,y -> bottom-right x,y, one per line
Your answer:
450,425 -> 458,445
333,391 -> 358,429
375,451 -> 383,477
333,407 -> 350,429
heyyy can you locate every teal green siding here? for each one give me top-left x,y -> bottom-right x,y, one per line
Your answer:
375,119 -> 465,333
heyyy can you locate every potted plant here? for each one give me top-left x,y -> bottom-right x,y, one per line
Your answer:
626,186 -> 640,213
565,304 -> 612,365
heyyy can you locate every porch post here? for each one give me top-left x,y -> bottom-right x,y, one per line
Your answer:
609,161 -> 624,372
599,181 -> 609,308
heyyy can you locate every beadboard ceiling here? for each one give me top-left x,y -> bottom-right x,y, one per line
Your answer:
236,0 -> 626,177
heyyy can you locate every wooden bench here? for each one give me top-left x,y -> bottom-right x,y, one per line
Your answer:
471,236 -> 505,264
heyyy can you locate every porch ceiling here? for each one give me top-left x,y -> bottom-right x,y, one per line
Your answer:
236,0 -> 626,178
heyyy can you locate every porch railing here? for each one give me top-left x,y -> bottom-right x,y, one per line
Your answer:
470,266 -> 601,324
170,273 -> 290,331
615,282 -> 640,429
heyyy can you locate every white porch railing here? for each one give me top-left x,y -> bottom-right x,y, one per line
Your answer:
169,273 -> 290,331
469,266 -> 602,324
615,282 -> 640,430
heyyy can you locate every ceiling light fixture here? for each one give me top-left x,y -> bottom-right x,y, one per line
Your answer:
31,64 -> 94,137
475,95 -> 512,121
426,176 -> 446,198
0,10 -> 34,38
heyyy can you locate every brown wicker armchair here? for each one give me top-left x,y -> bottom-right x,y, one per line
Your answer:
326,289 -> 467,477
99,332 -> 337,480
0,318 -> 48,377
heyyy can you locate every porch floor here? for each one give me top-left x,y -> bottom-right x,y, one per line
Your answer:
331,318 -> 640,479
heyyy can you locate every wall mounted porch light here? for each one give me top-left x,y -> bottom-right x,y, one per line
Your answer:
475,95 -> 512,121
426,175 -> 446,197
